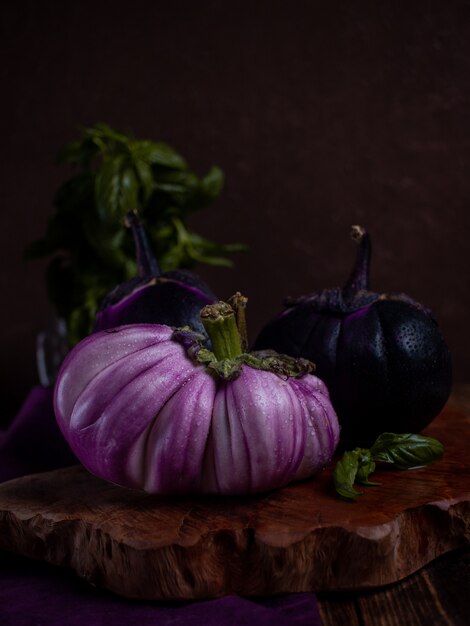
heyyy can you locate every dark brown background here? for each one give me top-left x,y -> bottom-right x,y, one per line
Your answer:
1,1 -> 469,420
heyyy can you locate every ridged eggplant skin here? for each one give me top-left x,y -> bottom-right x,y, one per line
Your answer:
254,227 -> 452,446
255,298 -> 452,445
54,324 -> 340,495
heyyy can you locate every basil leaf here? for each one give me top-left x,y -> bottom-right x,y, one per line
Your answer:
134,159 -> 154,203
119,168 -> 140,213
333,451 -> 362,500
26,122 -> 246,343
129,140 -> 187,169
356,459 -> 381,485
201,166 -> 224,201
95,157 -> 140,219
94,155 -> 126,219
368,432 -> 398,456
370,433 -> 444,470
84,122 -> 129,145
349,448 -> 380,486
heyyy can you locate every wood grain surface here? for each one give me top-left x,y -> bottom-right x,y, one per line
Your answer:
0,392 -> 468,601
318,547 -> 470,626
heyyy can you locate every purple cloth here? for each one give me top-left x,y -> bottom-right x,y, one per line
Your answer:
0,386 -> 322,626
0,552 -> 321,626
0,386 -> 77,482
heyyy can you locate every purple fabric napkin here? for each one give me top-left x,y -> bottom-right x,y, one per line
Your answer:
0,551 -> 321,626
0,386 -> 77,482
0,386 -> 322,626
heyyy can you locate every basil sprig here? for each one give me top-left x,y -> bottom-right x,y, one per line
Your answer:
333,433 -> 444,500
25,122 -> 246,344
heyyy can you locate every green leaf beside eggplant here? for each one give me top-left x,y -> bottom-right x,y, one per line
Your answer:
333,433 -> 444,500
26,122 -> 246,344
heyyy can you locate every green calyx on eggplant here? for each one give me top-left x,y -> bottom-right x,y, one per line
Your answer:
254,225 -> 452,446
93,211 -> 217,339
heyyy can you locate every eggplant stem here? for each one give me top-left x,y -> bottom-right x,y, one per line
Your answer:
200,301 -> 243,360
228,292 -> 249,351
125,210 -> 161,278
343,224 -> 371,297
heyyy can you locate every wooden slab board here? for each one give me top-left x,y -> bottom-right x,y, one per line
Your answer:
0,397 -> 469,600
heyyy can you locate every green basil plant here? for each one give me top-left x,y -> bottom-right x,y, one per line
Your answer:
25,122 -> 245,345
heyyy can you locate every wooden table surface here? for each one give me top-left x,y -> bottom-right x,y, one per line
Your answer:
1,386 -> 469,625
318,386 -> 470,626
318,546 -> 470,626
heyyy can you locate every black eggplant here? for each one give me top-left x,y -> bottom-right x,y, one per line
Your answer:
254,226 -> 452,445
94,211 -> 217,338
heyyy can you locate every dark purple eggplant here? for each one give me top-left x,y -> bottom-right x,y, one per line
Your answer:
94,211 -> 217,338
254,226 -> 452,445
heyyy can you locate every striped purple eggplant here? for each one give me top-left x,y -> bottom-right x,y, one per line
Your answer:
54,299 -> 340,495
